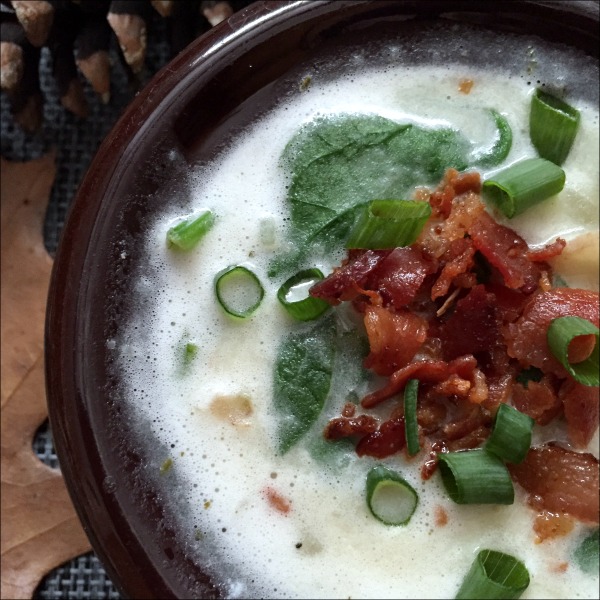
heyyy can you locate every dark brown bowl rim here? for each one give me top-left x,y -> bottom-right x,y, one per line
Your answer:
45,1 -> 599,598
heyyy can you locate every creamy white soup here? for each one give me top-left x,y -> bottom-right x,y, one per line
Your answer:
116,26 -> 599,600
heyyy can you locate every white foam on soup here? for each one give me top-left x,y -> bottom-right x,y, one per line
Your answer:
116,27 -> 599,600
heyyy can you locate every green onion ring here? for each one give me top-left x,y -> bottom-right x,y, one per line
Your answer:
167,210 -> 215,250
214,265 -> 265,319
485,404 -> 534,464
455,549 -> 530,599
277,268 -> 330,321
346,199 -> 431,249
530,88 -> 580,165
365,465 -> 418,526
483,157 -> 565,219
547,316 -> 599,386
437,449 -> 514,505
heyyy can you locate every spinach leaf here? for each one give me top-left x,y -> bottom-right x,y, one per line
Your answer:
574,528 -> 599,574
270,115 -> 471,278
472,109 -> 513,167
273,316 -> 336,454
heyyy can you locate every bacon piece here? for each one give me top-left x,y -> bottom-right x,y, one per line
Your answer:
363,305 -> 428,376
365,246 -> 436,309
469,211 -> 543,293
431,237 -> 475,300
485,282 -> 527,323
418,192 -> 484,259
263,487 -> 292,514
355,417 -> 406,458
533,511 -> 575,543
527,238 -> 567,262
324,414 -> 378,440
428,169 -> 482,218
503,288 -> 600,377
439,285 -> 501,360
559,379 -> 600,448
310,249 -> 389,305
509,445 -> 599,524
511,376 -> 562,425
361,355 -> 477,408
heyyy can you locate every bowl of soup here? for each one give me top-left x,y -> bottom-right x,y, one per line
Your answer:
45,1 -> 599,598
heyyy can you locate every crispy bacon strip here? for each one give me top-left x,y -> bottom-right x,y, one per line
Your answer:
438,284 -> 501,360
361,355 -> 477,408
363,305 -> 428,376
310,249 -> 389,305
509,445 -> 599,524
469,211 -> 543,293
559,379 -> 600,448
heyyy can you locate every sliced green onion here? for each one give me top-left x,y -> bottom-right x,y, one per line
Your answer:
552,273 -> 569,288
366,465 -> 418,526
277,268 -> 330,321
403,379 -> 420,456
485,404 -> 534,464
530,88 -> 580,165
214,265 -> 264,319
547,316 -> 599,386
574,529 -> 599,575
475,109 -> 513,167
456,549 -> 530,599
167,210 -> 215,250
346,199 -> 431,249
437,449 -> 514,505
483,158 -> 565,218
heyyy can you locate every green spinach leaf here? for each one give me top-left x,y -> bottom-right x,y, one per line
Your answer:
270,115 -> 471,278
574,528 -> 599,574
273,316 -> 336,454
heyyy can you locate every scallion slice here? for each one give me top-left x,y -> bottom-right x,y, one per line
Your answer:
214,265 -> 264,319
346,199 -> 431,249
483,158 -> 565,218
277,268 -> 330,321
366,465 -> 418,526
167,210 -> 215,250
456,549 -> 530,599
404,379 -> 420,456
530,88 -> 580,165
437,449 -> 514,505
485,404 -> 534,464
547,316 -> 599,386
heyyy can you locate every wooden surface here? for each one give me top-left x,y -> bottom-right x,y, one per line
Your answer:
0,153 -> 91,600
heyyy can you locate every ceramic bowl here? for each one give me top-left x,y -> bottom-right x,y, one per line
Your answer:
45,2 -> 599,598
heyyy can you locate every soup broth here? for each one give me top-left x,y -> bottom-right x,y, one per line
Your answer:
116,23 -> 599,600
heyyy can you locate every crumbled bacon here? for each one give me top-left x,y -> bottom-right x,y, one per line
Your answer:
310,249 -> 389,305
468,210 -> 543,293
313,169 -> 599,526
511,376 -> 562,425
355,416 -> 406,459
363,305 -> 428,376
509,445 -> 599,524
559,379 -> 600,448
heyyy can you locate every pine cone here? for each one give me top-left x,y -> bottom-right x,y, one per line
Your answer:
0,0 -> 253,131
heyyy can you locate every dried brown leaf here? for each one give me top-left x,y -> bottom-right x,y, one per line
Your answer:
1,153 -> 91,600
